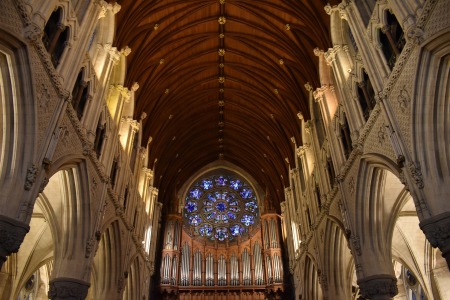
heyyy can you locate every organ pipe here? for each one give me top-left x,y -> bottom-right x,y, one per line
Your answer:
253,243 -> 264,285
218,255 -> 226,286
242,249 -> 251,285
270,219 -> 278,248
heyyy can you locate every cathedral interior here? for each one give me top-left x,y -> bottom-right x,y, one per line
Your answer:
0,0 -> 449,299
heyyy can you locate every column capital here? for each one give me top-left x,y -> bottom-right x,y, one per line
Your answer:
48,277 -> 90,300
420,211 -> 450,269
0,215 -> 30,267
357,274 -> 397,300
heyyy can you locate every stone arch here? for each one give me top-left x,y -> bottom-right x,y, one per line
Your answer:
7,161 -> 93,299
44,163 -> 93,281
303,254 -> 323,300
412,29 -> 450,215
0,29 -> 36,217
353,154 -> 407,298
122,255 -> 145,300
90,220 -> 124,300
321,217 -> 353,299
354,155 -> 401,264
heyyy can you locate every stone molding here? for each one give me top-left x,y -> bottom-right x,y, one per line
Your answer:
0,215 -> 30,265
357,274 -> 398,299
48,277 -> 90,300
420,211 -> 450,267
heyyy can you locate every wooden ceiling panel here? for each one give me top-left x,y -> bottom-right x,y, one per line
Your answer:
115,0 -> 333,212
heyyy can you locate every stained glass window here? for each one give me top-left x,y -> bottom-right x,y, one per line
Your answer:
183,175 -> 259,242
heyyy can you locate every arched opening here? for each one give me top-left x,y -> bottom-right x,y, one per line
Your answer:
378,10 -> 406,70
42,7 -> 69,67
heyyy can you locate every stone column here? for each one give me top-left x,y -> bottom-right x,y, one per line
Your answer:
357,274 -> 397,300
0,215 -> 30,269
48,277 -> 90,300
420,212 -> 450,270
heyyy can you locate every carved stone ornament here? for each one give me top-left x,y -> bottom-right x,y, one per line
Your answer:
48,277 -> 90,300
407,161 -> 424,189
0,215 -> 30,265
420,212 -> 450,266
357,274 -> 398,299
24,164 -> 39,191
397,86 -> 411,113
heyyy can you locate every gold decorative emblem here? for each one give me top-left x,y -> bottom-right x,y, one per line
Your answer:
218,16 -> 226,25
285,24 -> 290,31
219,63 -> 224,68
218,49 -> 226,56
218,77 -> 225,83
154,24 -> 159,30
219,33 -> 225,39
279,59 -> 284,65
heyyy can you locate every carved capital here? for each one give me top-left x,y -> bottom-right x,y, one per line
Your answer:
48,277 -> 90,300
0,215 -> 30,266
357,274 -> 398,299
420,212 -> 450,267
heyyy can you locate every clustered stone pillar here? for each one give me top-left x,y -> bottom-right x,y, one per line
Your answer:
48,278 -> 90,300
357,274 -> 398,300
420,212 -> 450,270
0,215 -> 30,269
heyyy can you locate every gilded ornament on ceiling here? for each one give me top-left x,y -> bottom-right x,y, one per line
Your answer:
218,16 -> 226,25
218,49 -> 226,56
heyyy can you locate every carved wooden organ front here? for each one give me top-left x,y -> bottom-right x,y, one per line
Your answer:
159,175 -> 285,299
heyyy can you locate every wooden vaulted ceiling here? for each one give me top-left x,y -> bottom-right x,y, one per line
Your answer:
115,0 -> 335,212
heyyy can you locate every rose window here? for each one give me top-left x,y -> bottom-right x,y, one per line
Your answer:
183,175 -> 259,242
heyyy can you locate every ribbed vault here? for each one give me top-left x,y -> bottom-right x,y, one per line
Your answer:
114,0 -> 336,212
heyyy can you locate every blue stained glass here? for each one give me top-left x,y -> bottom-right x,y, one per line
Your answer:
202,179 -> 213,190
216,202 -> 227,212
230,179 -> 242,190
184,175 -> 259,243
222,214 -> 229,223
230,224 -> 244,236
204,206 -> 213,212
215,228 -> 228,241
227,212 -> 237,220
215,176 -> 227,186
206,212 -> 216,220
185,201 -> 198,213
200,224 -> 213,237
190,188 -> 202,199
189,215 -> 202,226
245,201 -> 257,212
241,214 -> 254,226
240,188 -> 253,199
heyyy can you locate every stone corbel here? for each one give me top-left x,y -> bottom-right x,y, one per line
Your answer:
357,274 -> 398,300
48,277 -> 90,300
420,212 -> 450,268
0,215 -> 30,268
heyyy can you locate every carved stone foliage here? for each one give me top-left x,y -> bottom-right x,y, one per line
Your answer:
0,215 -> 30,265
24,164 -> 39,191
357,274 -> 398,299
48,277 -> 90,300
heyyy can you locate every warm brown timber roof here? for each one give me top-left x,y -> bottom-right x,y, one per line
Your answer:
114,0 -> 336,212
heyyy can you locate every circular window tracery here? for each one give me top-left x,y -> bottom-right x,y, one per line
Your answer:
183,175 -> 259,243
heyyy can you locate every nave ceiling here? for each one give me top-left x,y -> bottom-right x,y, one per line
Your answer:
114,0 -> 337,211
